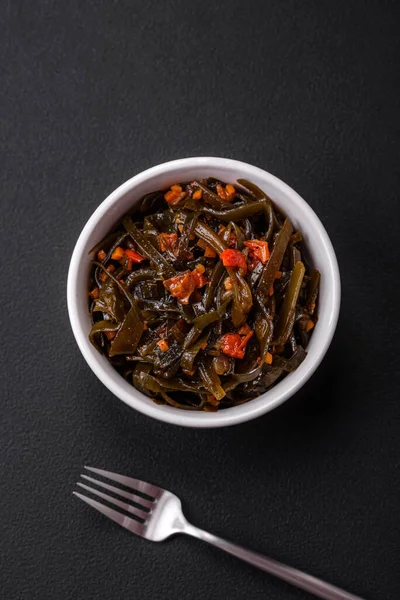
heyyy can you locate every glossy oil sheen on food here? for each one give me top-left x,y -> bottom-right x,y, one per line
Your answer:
87,178 -> 320,411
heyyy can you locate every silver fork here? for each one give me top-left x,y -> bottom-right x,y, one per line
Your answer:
74,467 -> 365,600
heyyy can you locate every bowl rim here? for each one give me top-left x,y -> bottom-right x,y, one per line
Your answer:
67,157 -> 340,428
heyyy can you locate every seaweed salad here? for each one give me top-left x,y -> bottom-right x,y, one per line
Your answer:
88,178 -> 320,411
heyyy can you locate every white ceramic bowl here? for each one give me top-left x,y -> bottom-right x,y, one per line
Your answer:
67,157 -> 340,428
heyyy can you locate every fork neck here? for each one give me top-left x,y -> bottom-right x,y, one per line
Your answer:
180,520 -> 217,544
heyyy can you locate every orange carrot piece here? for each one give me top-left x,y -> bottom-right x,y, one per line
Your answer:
216,184 -> 227,200
204,246 -> 217,258
157,339 -> 169,352
111,246 -> 125,260
165,190 -> 177,202
89,287 -> 99,300
265,352 -> 273,364
197,239 -> 207,250
195,263 -> 205,274
100,264 -> 115,281
207,395 -> 220,406
305,320 -> 315,332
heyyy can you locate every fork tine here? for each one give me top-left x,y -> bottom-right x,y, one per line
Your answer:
76,483 -> 149,521
73,492 -> 146,537
81,475 -> 153,509
84,466 -> 161,499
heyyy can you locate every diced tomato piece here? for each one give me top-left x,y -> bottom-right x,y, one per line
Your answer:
163,271 -> 196,304
218,333 -> 243,358
192,270 -> 207,288
158,233 -> 179,253
192,264 -> 207,288
244,240 -> 270,264
164,264 -> 207,302
124,249 -> 145,263
219,249 -> 247,275
218,329 -> 253,359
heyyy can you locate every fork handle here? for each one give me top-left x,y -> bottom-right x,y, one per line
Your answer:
184,524 -> 364,600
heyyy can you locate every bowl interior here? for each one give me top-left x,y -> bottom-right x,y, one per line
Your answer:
68,158 -> 340,427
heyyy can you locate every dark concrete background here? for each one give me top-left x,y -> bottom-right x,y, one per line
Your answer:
1,1 -> 399,598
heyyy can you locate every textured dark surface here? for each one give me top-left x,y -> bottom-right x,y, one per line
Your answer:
1,1 -> 400,599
